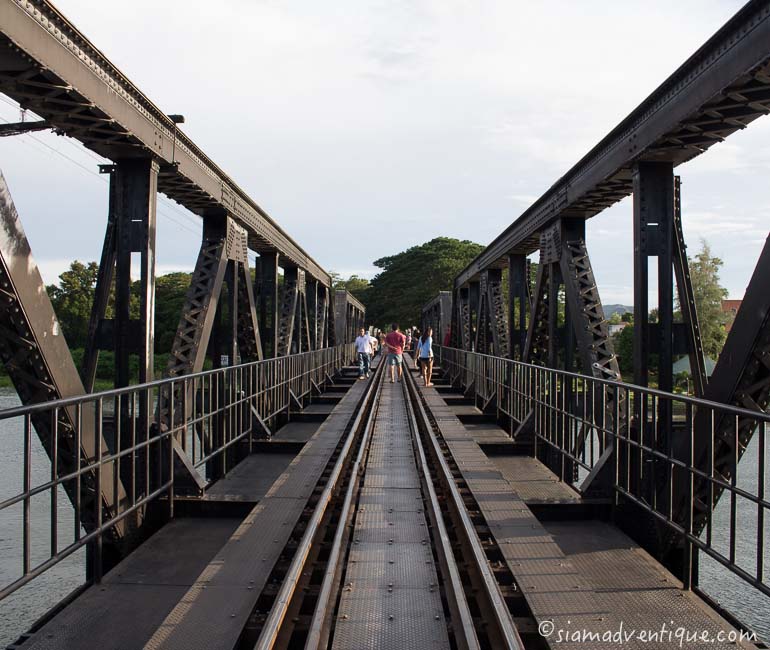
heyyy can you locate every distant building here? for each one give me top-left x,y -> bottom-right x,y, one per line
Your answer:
722,299 -> 741,333
609,322 -> 629,336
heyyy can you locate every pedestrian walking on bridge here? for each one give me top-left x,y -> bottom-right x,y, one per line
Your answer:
415,326 -> 434,386
355,327 -> 376,380
384,323 -> 407,383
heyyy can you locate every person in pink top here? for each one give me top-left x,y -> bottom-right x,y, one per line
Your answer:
384,323 -> 407,383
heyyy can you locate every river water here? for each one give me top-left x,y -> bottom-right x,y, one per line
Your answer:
0,386 -> 768,645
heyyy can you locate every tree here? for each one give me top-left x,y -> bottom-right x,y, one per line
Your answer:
612,323 -> 634,377
680,240 -> 728,359
365,237 -> 484,328
332,274 -> 370,306
154,272 -> 192,353
47,261 -> 99,349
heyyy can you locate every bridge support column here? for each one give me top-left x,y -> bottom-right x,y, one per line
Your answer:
277,267 -> 300,355
469,281 -> 480,352
83,159 -> 159,390
476,269 -> 508,357
633,162 -> 675,392
257,252 -> 280,358
167,213 -> 259,376
307,279 -> 319,349
114,159 -> 159,387
456,287 -> 471,350
508,254 -> 528,360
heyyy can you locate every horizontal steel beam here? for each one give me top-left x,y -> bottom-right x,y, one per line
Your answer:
456,0 -> 770,287
0,0 -> 330,286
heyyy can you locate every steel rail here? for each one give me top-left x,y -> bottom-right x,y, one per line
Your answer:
253,361 -> 385,650
403,361 -> 525,650
455,0 -> 770,286
303,365 -> 385,650
0,0 -> 330,284
401,374 -> 481,650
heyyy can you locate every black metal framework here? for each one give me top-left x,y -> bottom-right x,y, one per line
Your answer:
421,292 -> 452,347
82,159 -> 159,390
436,346 -> 770,598
0,171 -> 127,551
333,290 -> 366,345
167,213 -> 261,377
454,1 -> 770,285
0,0 -> 330,285
0,344 -> 354,602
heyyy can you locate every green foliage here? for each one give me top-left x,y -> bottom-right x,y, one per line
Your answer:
154,272 -> 192,352
46,261 -> 99,349
364,237 -> 485,329
333,274 -> 370,305
684,240 -> 728,359
613,324 -> 634,376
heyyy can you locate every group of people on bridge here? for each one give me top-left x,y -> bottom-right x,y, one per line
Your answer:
354,324 -> 434,386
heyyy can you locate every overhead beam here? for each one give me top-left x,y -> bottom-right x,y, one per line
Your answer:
0,0 -> 330,285
455,1 -> 770,287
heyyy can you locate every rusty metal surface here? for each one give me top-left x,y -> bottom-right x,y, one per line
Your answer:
25,370 -> 364,650
332,382 -> 449,650
544,521 -> 755,650
204,453 -> 296,502
490,456 -> 581,504
418,382 -> 757,649
20,518 -> 240,650
0,0 -> 330,284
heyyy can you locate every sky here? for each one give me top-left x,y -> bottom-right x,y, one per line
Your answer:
1,0 -> 768,305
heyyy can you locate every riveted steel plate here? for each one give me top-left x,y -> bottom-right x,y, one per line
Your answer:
332,587 -> 449,650
358,487 -> 423,511
345,543 -> 438,588
363,468 -> 420,489
351,509 -> 430,544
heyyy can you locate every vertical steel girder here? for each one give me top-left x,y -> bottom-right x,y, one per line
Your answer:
469,281 -> 480,352
633,161 -> 675,391
82,159 -> 159,389
0,170 -> 126,542
476,269 -> 509,357
457,287 -> 471,350
167,214 -> 257,376
235,259 -> 263,362
316,286 -> 329,348
475,275 -> 489,354
257,252 -> 280,358
307,279 -> 319,350
277,267 -> 300,356
81,166 -> 117,391
523,256 -> 551,365
508,254 -> 528,360
114,158 -> 158,387
559,219 -> 621,381
673,178 -> 708,398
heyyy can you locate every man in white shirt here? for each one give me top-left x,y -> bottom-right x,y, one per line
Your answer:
354,327 -> 376,380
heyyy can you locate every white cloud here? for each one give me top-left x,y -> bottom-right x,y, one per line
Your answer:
1,0 -> 767,309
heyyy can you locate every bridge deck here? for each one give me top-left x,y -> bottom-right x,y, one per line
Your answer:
417,382 -> 754,650
12,367 -> 757,650
332,381 -> 449,649
18,371 -> 368,650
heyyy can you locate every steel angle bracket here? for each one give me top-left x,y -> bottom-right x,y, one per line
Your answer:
171,439 -> 207,496
289,388 -> 304,412
250,405 -> 273,440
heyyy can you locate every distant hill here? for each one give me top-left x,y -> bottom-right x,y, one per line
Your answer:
604,304 -> 633,317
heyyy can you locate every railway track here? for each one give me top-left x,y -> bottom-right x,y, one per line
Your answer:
241,357 -> 538,650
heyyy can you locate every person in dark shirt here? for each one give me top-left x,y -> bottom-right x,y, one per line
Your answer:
384,323 -> 407,383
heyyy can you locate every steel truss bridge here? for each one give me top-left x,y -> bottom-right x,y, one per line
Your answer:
0,1 -> 768,649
